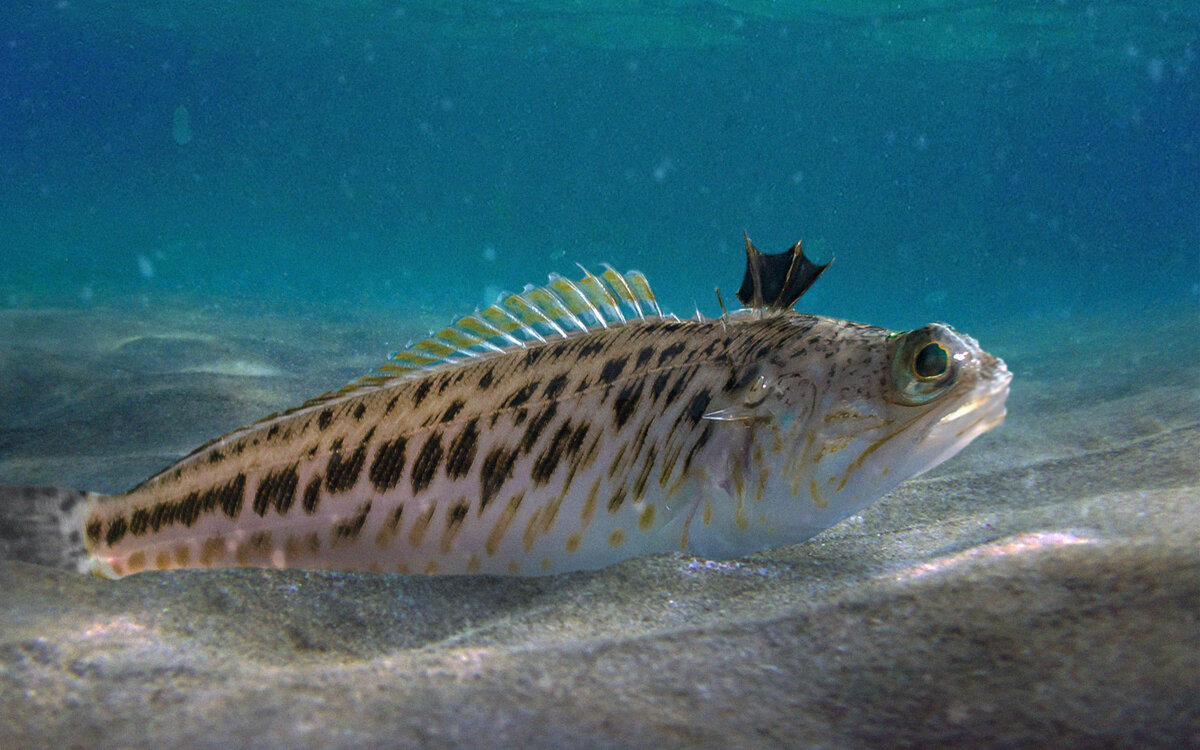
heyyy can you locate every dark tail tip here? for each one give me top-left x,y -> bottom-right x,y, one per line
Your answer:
0,484 -> 92,572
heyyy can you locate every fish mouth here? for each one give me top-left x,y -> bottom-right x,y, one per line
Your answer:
911,354 -> 1011,476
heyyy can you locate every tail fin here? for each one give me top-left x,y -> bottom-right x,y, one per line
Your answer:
0,484 -> 93,574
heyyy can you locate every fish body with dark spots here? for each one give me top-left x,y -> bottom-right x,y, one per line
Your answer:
0,235 -> 1011,579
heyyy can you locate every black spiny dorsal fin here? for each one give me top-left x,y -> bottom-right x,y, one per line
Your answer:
735,233 -> 831,311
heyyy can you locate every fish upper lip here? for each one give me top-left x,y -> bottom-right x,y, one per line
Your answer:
935,357 -> 1011,427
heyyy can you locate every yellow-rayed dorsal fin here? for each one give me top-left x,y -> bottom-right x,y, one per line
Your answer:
292,266 -> 666,411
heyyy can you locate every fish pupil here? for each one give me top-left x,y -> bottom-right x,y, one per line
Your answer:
914,342 -> 949,380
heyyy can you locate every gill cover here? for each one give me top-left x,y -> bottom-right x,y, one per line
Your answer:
702,369 -> 816,425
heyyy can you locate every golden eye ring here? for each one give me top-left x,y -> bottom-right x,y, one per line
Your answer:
890,328 -> 960,406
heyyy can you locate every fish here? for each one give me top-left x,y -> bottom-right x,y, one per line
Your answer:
0,235 -> 1011,578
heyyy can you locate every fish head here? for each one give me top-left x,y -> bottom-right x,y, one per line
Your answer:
792,319 -> 1010,525
709,316 -> 1011,543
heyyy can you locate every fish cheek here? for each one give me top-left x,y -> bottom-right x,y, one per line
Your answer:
771,373 -> 817,424
705,371 -> 816,425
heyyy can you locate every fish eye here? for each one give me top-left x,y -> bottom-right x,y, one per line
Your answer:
913,342 -> 949,380
890,330 -> 958,405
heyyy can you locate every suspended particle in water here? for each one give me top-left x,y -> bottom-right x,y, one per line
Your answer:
172,105 -> 193,146
652,157 -> 673,182
137,254 -> 155,280
1147,58 -> 1164,84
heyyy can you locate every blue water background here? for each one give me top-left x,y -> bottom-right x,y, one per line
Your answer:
0,2 -> 1196,337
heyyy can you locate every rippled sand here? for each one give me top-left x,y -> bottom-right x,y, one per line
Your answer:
1,301 -> 1196,748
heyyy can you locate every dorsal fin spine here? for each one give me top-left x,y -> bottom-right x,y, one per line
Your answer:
481,303 -> 542,343
285,265 -> 662,415
578,271 -> 626,324
625,271 -> 661,317
455,313 -> 508,346
528,283 -> 587,333
554,273 -> 607,329
600,265 -> 641,319
503,293 -> 560,339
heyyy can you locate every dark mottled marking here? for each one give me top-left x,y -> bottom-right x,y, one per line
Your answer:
318,409 -> 334,430
267,424 -> 280,440
574,376 -> 591,393
656,341 -> 686,366
385,395 -> 400,414
303,475 -> 323,514
253,464 -> 300,516
232,441 -> 245,456
531,421 -> 573,486
412,378 -> 433,407
408,502 -> 436,548
410,432 -> 444,494
635,346 -> 655,368
353,403 -> 367,421
607,443 -> 628,479
104,516 -> 128,546
441,500 -> 470,552
658,441 -> 685,487
598,355 -> 628,385
174,495 -> 199,527
612,379 -> 644,429
478,368 -> 495,389
606,487 -> 627,514
518,402 -> 558,454
542,373 -> 568,400
480,446 -> 517,513
448,501 -> 469,525
682,423 -> 714,474
208,450 -> 225,464
384,504 -> 404,530
502,381 -> 540,409
129,508 -> 149,536
664,368 -> 692,406
248,531 -> 273,552
684,390 -> 712,425
446,418 -> 480,480
325,438 -> 368,494
332,500 -> 372,542
148,501 -> 176,533
440,399 -> 465,423
437,373 -> 454,394
524,347 -> 545,367
86,519 -> 102,543
578,338 -> 606,358
219,474 -> 247,518
651,372 -> 670,400
566,422 -> 589,457
53,491 -> 80,513
369,435 -> 408,492
630,420 -> 652,457
514,407 -> 528,426
633,444 -> 658,501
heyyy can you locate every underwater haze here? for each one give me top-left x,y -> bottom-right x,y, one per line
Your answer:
1,1 -> 1196,331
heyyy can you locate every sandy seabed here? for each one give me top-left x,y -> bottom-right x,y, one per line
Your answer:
0,300 -> 1196,749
